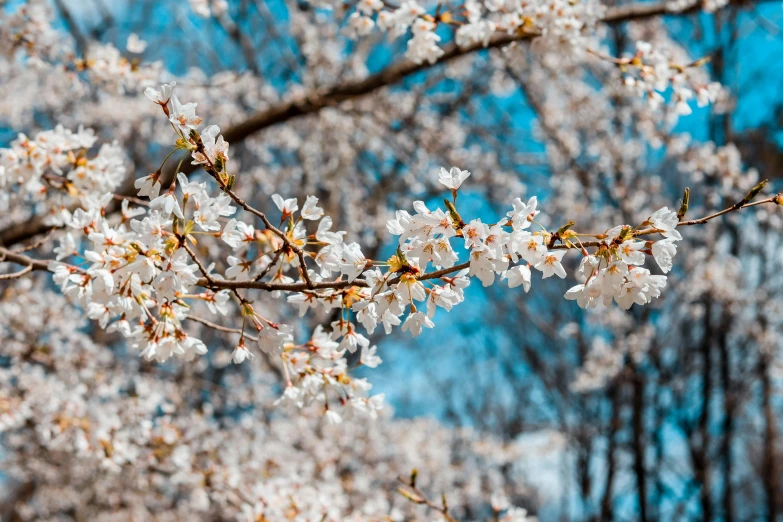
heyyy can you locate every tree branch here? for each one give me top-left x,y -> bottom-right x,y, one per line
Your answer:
4,191 -> 780,293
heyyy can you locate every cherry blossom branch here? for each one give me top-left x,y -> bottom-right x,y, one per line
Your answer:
188,188 -> 782,292
2,186 -> 778,292
634,185 -> 779,235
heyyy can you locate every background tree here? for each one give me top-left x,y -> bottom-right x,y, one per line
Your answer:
1,0 -> 782,520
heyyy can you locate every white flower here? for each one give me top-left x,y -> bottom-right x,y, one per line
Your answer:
600,260 -> 628,294
176,172 -> 207,197
649,207 -> 682,240
360,345 -> 383,368
144,82 -> 175,105
425,286 -> 460,317
468,246 -> 506,287
396,276 -> 427,303
534,250 -> 567,279
577,254 -> 599,279
332,321 -> 370,353
515,233 -> 547,264
134,173 -> 162,199
405,20 -> 444,64
121,199 -> 145,221
316,217 -> 346,244
288,292 -> 319,317
225,256 -> 250,279
126,33 -> 147,53
54,233 -> 76,261
485,225 -> 508,259
617,240 -> 646,265
357,0 -> 383,13
381,308 -> 402,334
462,219 -> 489,249
507,196 -> 539,230
149,192 -> 185,219
204,290 -> 231,315
221,219 -> 255,250
652,238 -> 678,273
257,324 -> 293,355
697,82 -> 722,107
301,195 -> 324,220
455,20 -> 496,48
401,311 -> 434,336
231,340 -> 255,364
616,281 -> 646,310
356,0 -> 383,11
438,167 -> 471,190
271,194 -> 298,217
345,13 -> 375,38
501,507 -> 532,522
565,284 -> 595,309
340,242 -> 368,281
324,410 -> 343,425
168,95 -> 202,134
505,265 -> 532,292
191,125 -> 229,167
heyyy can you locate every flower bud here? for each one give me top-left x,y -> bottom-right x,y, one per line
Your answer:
443,199 -> 463,226
677,187 -> 689,220
741,179 -> 768,205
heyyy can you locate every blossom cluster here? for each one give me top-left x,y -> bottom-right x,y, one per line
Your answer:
331,0 -> 725,118
0,278 -> 541,521
0,125 -> 126,226
77,40 -> 163,94
620,40 -> 722,116
563,208 -> 681,310
0,0 -> 60,62
341,0 -> 604,64
21,84 -> 388,422
0,0 -> 779,519
0,0 -> 160,94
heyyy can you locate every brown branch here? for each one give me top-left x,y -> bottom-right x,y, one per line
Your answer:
0,247 -> 51,274
5,190 -> 781,292
0,263 -> 33,281
182,241 -> 218,288
186,315 -> 258,342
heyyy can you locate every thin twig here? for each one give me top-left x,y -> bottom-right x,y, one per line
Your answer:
186,315 -> 258,342
397,476 -> 460,522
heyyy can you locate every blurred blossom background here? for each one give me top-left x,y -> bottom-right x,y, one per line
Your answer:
2,0 -> 783,520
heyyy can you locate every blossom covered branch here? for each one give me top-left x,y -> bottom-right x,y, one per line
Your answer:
1,80 -> 779,422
